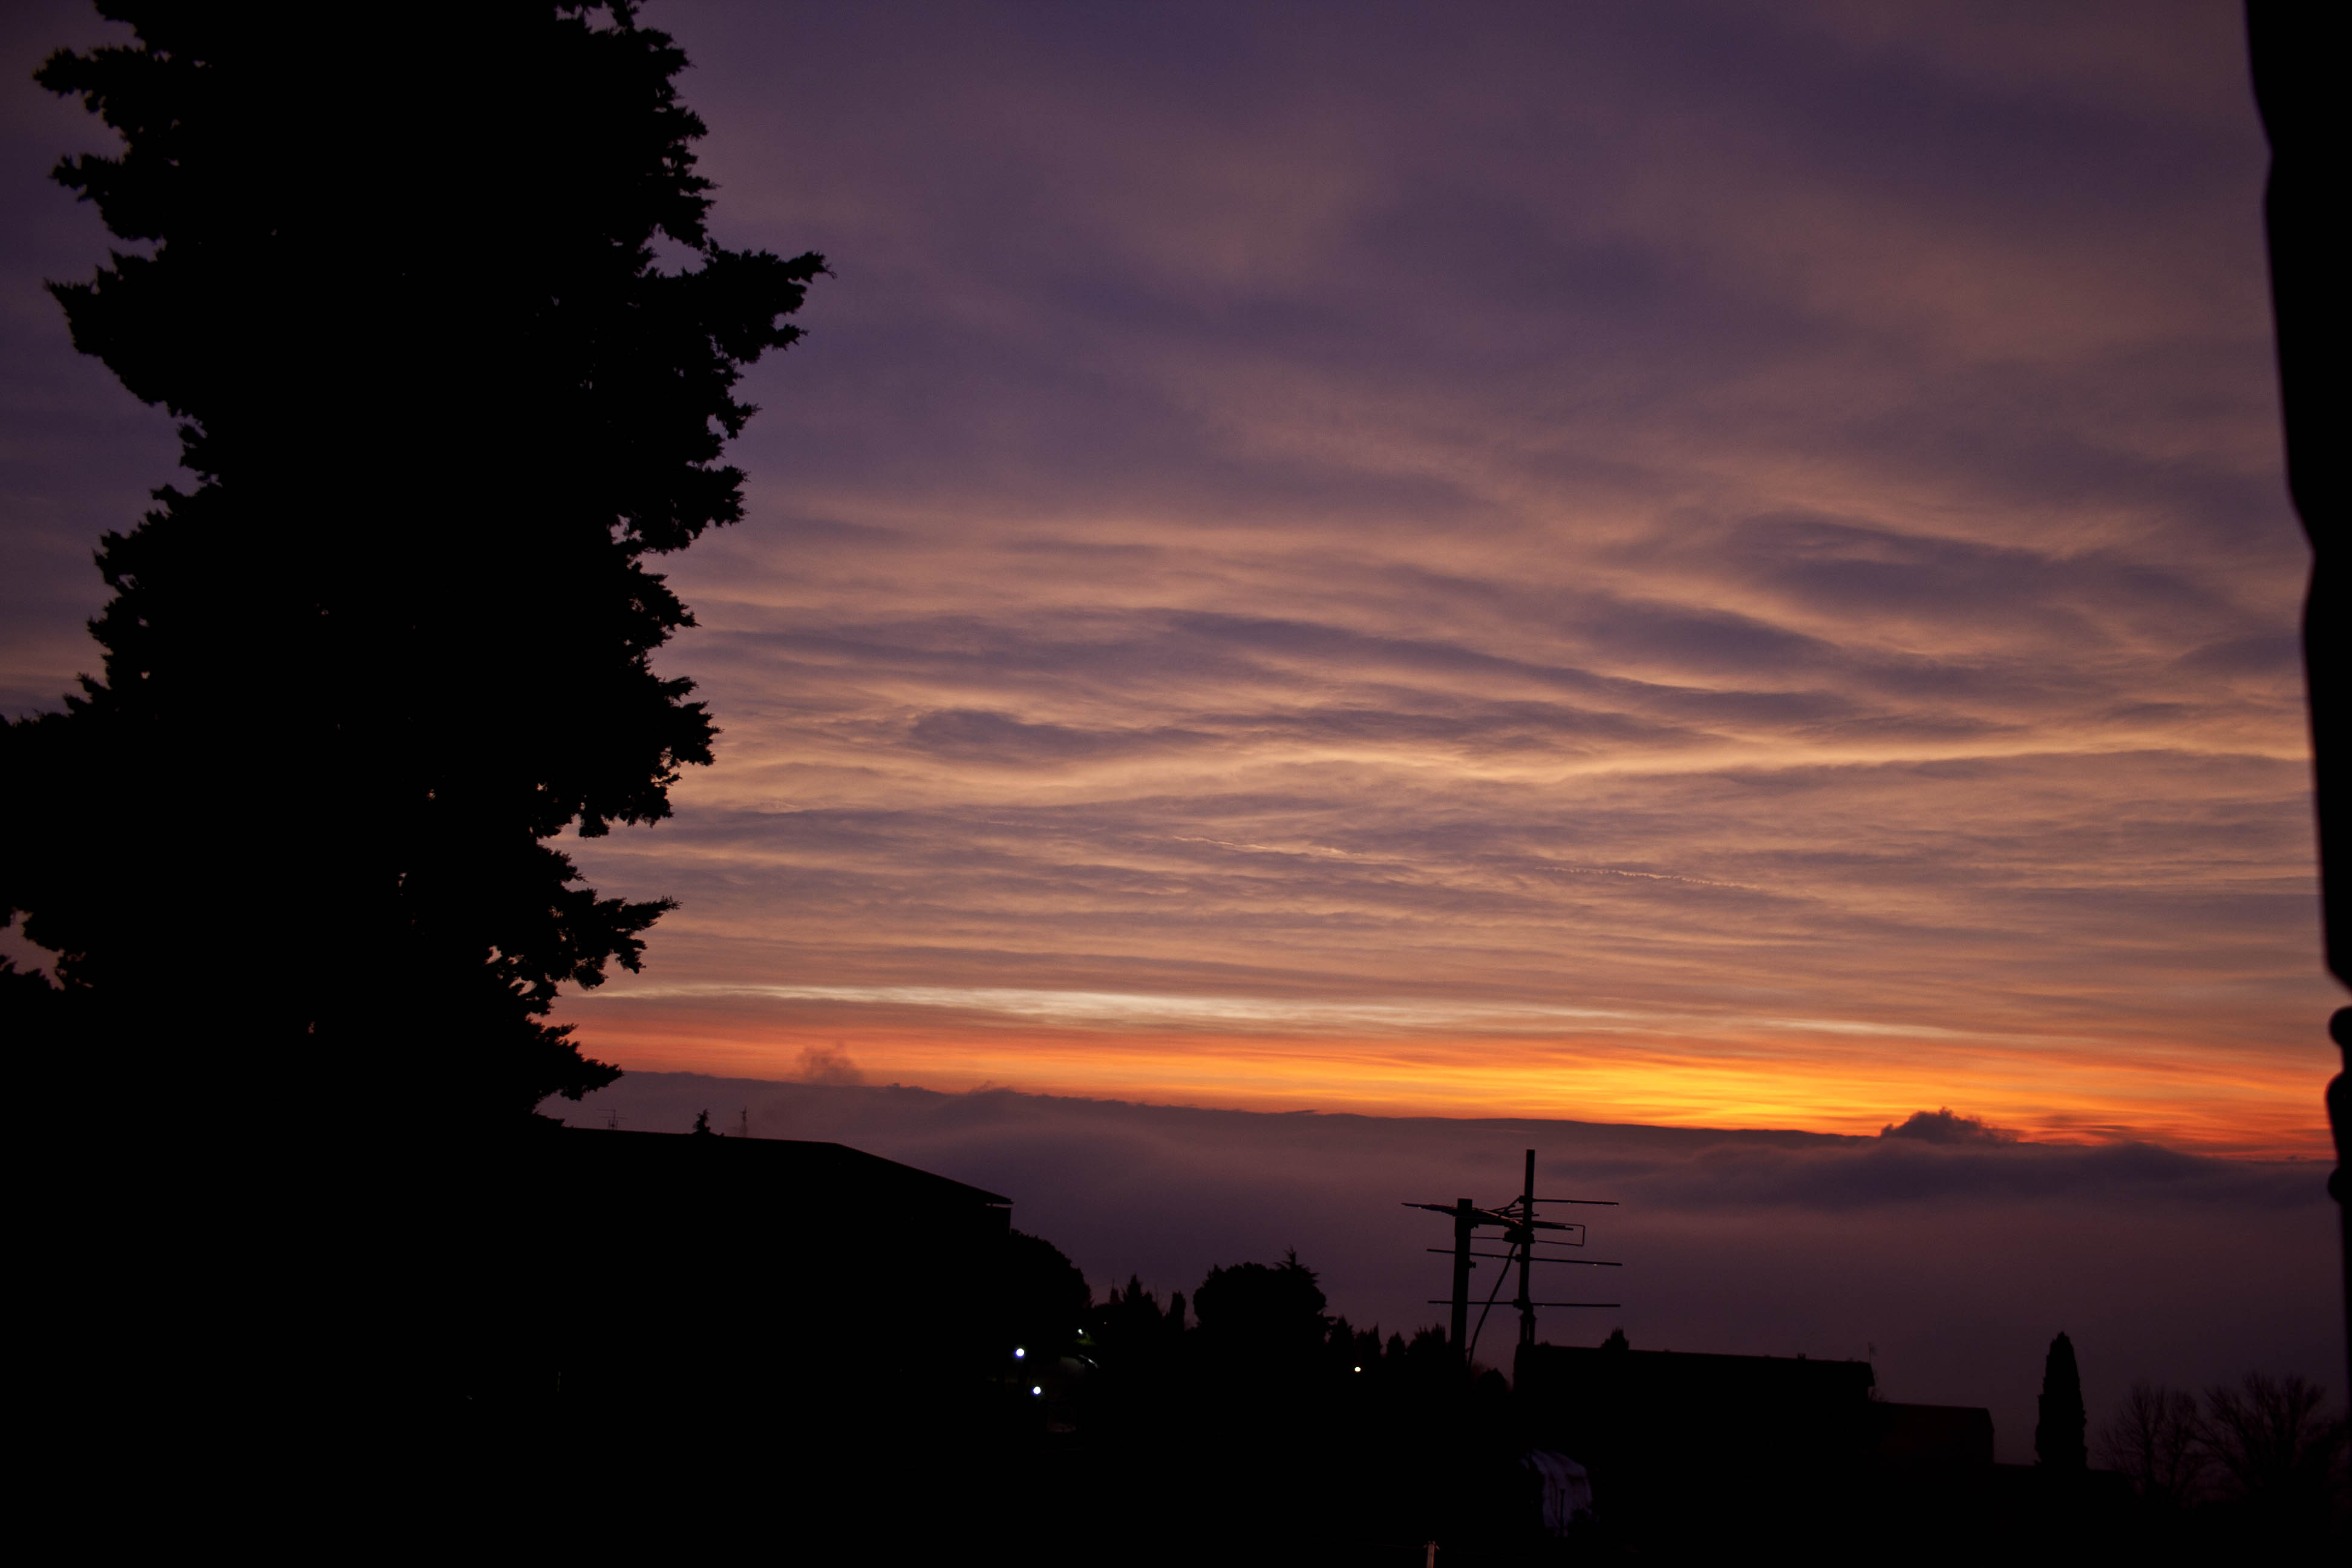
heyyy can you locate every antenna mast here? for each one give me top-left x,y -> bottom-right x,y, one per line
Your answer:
1405,1148 -> 1621,1374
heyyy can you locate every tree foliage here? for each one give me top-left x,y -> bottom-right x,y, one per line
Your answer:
1194,1249 -> 1331,1371
5,2 -> 822,1122
999,1229 -> 1092,1356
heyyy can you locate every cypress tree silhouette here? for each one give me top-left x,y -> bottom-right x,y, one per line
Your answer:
4,4 -> 822,1129
2036,1330 -> 2088,1469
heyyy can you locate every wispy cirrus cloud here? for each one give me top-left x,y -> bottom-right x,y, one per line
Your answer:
595,981 -> 2033,1042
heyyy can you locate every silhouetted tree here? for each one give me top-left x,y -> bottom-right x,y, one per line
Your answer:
2036,1331 -> 2088,1469
1103,1274 -> 1156,1316
1397,1324 -> 1460,1385
1194,1250 -> 1331,1377
999,1230 -> 1091,1359
5,4 -> 823,1129
690,1109 -> 713,1137
1094,1274 -> 1183,1359
0,959 -> 65,1036
1083,1274 -> 1191,1435
1344,1323 -> 1383,1371
1326,1314 -> 1383,1375
2200,1373 -> 2345,1521
2099,1379 -> 2207,1504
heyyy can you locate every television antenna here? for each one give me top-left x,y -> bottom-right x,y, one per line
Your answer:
1405,1149 -> 1619,1370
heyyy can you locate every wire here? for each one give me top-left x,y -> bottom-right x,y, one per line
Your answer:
1465,1235 -> 1518,1364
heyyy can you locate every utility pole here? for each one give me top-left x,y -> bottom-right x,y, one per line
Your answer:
1407,1149 -> 1621,1375
1515,1149 -> 1537,1350
1449,1198 -> 1476,1361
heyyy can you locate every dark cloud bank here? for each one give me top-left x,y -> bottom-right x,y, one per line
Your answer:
557,1070 -> 2341,1463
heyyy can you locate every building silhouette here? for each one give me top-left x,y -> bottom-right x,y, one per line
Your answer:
1515,1338 -> 1996,1556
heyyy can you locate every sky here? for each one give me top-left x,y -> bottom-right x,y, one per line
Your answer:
1,5 -> 2336,1151
5,0 -> 2341,1445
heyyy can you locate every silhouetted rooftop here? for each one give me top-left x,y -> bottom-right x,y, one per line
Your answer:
556,1125 -> 1013,1210
1518,1340 -> 1877,1406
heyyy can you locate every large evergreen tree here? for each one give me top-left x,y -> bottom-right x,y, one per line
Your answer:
4,3 -> 821,1126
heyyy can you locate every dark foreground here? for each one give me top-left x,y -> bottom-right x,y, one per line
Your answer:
408,1127 -> 2337,1564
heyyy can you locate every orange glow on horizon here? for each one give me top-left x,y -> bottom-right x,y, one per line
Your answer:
555,995 -> 2334,1161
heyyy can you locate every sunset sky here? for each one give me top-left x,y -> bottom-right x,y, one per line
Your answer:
2,2 -> 2335,1156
